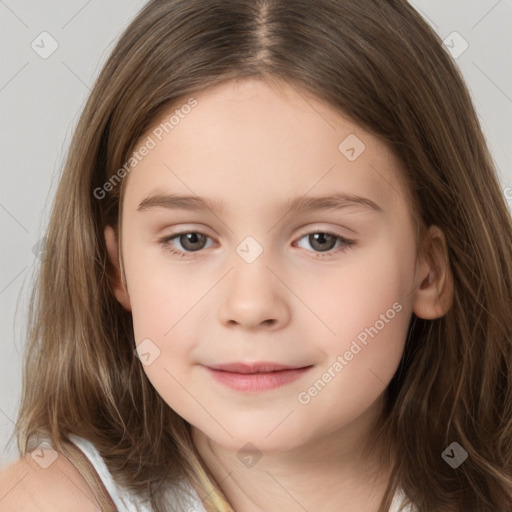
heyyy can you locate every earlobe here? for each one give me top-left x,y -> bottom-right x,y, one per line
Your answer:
104,225 -> 132,312
412,225 -> 454,320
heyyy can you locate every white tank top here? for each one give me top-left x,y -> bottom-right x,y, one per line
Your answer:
67,434 -> 207,512
67,433 -> 416,512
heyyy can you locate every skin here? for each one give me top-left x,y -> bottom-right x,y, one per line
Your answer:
105,78 -> 453,512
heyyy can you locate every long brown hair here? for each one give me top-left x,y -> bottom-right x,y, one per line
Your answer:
11,0 -> 512,510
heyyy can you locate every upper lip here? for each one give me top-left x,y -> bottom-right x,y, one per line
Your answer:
205,362 -> 311,374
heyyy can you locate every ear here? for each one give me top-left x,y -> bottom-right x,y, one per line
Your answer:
412,225 -> 454,319
104,225 -> 131,312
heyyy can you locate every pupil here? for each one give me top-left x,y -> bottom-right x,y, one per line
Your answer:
182,233 -> 205,251
311,233 -> 335,252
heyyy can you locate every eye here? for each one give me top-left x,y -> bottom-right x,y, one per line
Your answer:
160,232 -> 215,258
294,231 -> 355,258
159,230 -> 355,259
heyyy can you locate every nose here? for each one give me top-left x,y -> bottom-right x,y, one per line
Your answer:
217,257 -> 291,330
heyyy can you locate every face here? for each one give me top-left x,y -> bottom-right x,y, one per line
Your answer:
106,78 -> 440,454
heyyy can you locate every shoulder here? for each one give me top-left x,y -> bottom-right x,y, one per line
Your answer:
0,450 -> 100,512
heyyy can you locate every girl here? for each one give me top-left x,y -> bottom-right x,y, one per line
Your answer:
2,0 -> 511,511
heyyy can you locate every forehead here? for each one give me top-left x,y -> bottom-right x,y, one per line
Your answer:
122,78 -> 410,217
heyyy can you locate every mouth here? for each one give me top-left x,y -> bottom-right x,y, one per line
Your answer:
205,362 -> 311,374
203,362 -> 314,392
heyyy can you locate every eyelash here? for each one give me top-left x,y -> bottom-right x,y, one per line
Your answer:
158,229 -> 355,260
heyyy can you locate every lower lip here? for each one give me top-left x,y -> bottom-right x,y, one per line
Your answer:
205,366 -> 313,392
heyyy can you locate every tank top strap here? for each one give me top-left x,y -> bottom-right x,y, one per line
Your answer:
60,438 -> 118,512
66,434 -> 153,512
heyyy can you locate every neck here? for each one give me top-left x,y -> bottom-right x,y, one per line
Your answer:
191,397 -> 394,512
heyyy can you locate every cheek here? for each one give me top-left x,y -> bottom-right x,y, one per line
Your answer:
123,243 -> 213,404
292,246 -> 414,437
298,231 -> 415,387
124,256 -> 201,414
123,239 -> 206,340
302,231 -> 414,339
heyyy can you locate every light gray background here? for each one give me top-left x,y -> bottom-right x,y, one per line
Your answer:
1,0 -> 511,466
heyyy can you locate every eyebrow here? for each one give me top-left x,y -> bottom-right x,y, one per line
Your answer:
137,192 -> 382,214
